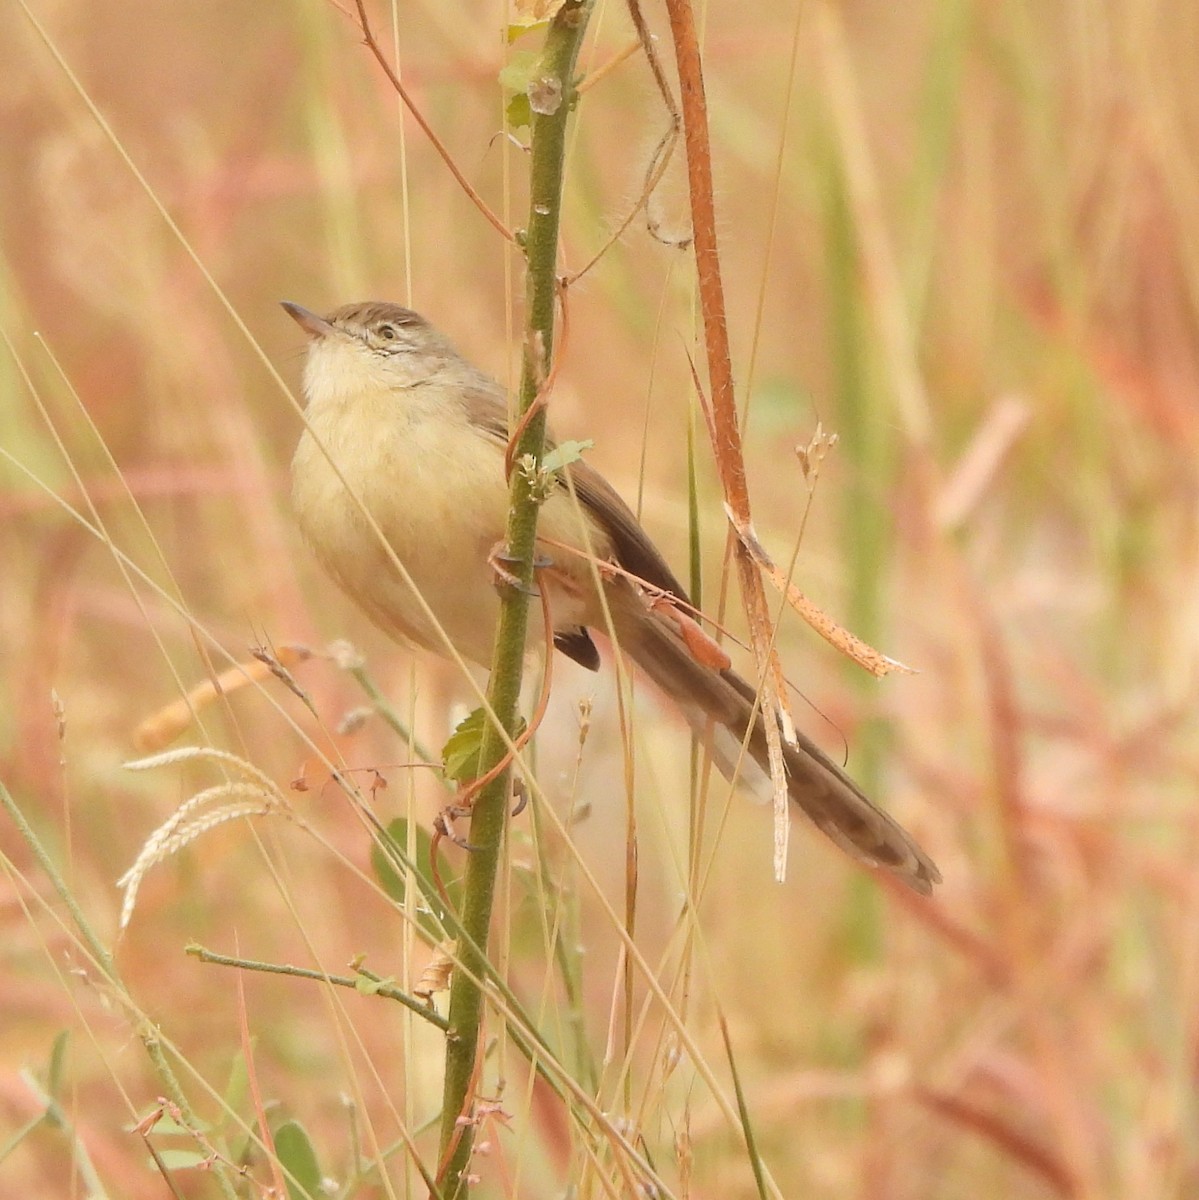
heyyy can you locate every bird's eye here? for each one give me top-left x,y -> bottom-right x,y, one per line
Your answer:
377,324 -> 398,340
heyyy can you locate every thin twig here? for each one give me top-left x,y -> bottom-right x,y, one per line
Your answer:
352,0 -> 515,244
187,945 -> 451,1031
566,0 -> 683,283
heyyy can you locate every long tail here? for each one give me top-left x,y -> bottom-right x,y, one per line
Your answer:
607,586 -> 941,894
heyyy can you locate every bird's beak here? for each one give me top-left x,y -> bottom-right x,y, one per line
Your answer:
281,301 -> 336,340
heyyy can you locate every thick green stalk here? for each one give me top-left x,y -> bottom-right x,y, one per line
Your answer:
437,4 -> 592,1194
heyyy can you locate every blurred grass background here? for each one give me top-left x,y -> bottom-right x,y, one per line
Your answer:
3,0 -> 1198,1197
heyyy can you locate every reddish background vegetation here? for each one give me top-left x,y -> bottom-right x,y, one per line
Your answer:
3,2 -> 1199,1197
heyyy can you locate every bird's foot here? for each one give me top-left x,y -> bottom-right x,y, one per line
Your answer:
433,777 -> 527,851
487,542 -> 553,596
433,801 -> 481,852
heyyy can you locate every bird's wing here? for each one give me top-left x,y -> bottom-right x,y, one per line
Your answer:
460,380 -> 691,606
563,459 -> 691,605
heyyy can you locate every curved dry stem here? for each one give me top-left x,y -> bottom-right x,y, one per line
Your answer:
352,0 -> 515,244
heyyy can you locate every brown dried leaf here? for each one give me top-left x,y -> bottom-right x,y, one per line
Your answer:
414,944 -> 455,1001
726,508 -> 914,679
651,596 -> 732,670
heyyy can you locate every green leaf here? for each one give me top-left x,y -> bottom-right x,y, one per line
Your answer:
541,439 -> 593,476
442,707 -> 527,783
500,46 -> 546,130
506,92 -> 532,131
274,1118 -> 323,1200
442,708 -> 488,783
498,49 -> 540,95
507,16 -> 549,43
354,973 -> 395,996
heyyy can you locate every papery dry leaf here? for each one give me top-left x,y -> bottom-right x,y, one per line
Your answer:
414,944 -> 455,1001
650,596 -> 732,670
726,507 -> 914,679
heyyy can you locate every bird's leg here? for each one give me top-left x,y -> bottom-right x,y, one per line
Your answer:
433,797 -> 482,852
432,774 -> 527,861
487,540 -> 553,596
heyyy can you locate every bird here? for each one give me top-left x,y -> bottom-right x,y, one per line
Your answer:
283,300 -> 940,894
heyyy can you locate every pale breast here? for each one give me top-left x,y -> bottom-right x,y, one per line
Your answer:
292,387 -> 613,666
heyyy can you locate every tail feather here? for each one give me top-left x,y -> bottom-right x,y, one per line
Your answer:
607,587 -> 941,894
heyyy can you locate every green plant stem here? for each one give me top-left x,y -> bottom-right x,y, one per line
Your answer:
436,4 -> 593,1193
186,945 -> 451,1031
